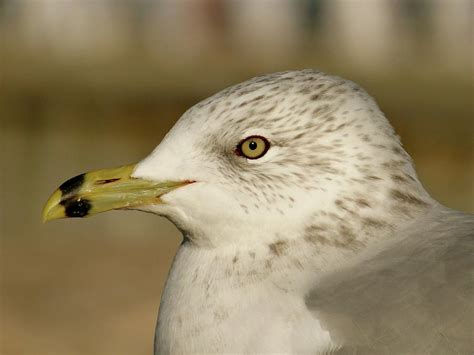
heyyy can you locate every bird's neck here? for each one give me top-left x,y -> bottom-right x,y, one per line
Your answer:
155,196 -> 435,352
155,241 -> 335,353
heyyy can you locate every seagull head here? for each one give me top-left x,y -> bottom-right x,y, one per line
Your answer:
43,70 -> 433,249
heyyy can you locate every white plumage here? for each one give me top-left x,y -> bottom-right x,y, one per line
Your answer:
57,70 -> 474,353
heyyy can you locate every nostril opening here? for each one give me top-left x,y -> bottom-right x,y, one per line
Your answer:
95,178 -> 121,185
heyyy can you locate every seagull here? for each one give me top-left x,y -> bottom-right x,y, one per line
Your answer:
43,70 -> 473,354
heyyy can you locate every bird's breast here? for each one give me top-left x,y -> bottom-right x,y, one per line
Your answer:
154,243 -> 335,354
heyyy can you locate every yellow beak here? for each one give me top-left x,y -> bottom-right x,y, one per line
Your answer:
42,164 -> 189,222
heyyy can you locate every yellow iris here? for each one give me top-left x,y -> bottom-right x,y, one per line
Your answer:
239,136 -> 269,159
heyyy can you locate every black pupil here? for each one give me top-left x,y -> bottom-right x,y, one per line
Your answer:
249,140 -> 258,150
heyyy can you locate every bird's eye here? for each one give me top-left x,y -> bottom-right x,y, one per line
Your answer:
236,136 -> 270,159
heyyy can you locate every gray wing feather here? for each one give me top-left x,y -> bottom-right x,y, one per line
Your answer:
306,207 -> 474,354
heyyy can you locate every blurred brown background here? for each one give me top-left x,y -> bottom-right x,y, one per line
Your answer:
1,1 -> 473,354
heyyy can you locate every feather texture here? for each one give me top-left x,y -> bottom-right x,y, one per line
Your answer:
306,207 -> 474,354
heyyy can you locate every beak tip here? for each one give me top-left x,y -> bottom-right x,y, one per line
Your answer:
42,207 -> 54,223
42,189 -> 64,223
42,210 -> 52,223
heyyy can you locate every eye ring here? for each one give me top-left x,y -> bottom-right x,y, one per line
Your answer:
236,135 -> 270,160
